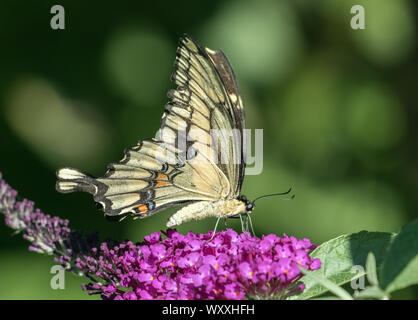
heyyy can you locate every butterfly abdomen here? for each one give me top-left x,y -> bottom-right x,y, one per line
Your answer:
166,199 -> 246,227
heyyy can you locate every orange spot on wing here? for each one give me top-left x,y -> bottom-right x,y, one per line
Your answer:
137,204 -> 148,213
157,172 -> 168,180
155,172 -> 169,187
156,181 -> 169,187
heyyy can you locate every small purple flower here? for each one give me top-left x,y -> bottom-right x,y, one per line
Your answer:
224,283 -> 245,300
137,272 -> 155,282
123,291 -> 138,300
150,244 -> 167,259
310,258 -> 321,270
144,232 -> 160,244
238,262 -> 255,280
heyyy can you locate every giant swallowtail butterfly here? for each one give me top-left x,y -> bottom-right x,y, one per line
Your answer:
56,34 -> 290,230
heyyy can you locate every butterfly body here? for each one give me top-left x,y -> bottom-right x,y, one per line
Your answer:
56,34 -> 250,228
166,199 -> 247,227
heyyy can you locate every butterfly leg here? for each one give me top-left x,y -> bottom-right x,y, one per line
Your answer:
247,214 -> 256,237
208,217 -> 222,241
240,214 -> 256,238
239,214 -> 246,233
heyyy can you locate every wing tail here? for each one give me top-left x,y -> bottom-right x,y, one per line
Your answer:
56,167 -> 98,195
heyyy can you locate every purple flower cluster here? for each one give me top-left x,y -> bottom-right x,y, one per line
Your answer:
78,229 -> 320,300
1,174 -> 68,254
0,173 -> 97,270
1,173 -> 321,300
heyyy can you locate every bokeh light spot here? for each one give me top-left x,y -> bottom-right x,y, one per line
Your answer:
344,83 -> 406,151
4,77 -> 111,168
272,59 -> 345,177
201,0 -> 303,84
350,0 -> 415,66
103,27 -> 173,107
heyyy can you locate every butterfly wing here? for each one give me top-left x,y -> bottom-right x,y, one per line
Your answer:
165,34 -> 246,197
56,34 -> 246,220
56,138 -> 226,219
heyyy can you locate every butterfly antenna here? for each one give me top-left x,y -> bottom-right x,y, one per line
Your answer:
251,188 -> 295,204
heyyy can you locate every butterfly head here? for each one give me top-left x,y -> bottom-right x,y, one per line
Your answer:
245,202 -> 255,213
238,188 -> 295,214
237,195 -> 254,213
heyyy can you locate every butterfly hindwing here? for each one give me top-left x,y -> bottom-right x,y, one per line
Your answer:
56,139 -> 225,219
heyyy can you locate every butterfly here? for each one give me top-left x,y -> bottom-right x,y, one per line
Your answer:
56,34 -> 291,231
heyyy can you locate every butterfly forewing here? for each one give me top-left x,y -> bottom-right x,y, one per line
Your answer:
204,47 -> 246,194
166,35 -> 246,197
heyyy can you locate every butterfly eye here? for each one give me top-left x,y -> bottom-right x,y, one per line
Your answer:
246,203 -> 254,212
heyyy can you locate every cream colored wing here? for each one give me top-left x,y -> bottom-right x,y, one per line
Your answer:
56,138 -> 227,219
160,34 -> 246,199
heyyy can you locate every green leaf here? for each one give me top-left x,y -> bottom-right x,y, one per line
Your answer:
366,252 -> 379,286
299,267 -> 353,300
290,231 -> 395,300
381,219 -> 418,292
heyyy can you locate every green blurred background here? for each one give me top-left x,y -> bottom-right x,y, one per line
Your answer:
0,0 -> 417,299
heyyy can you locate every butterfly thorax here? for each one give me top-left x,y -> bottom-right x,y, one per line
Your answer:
166,199 -> 246,228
